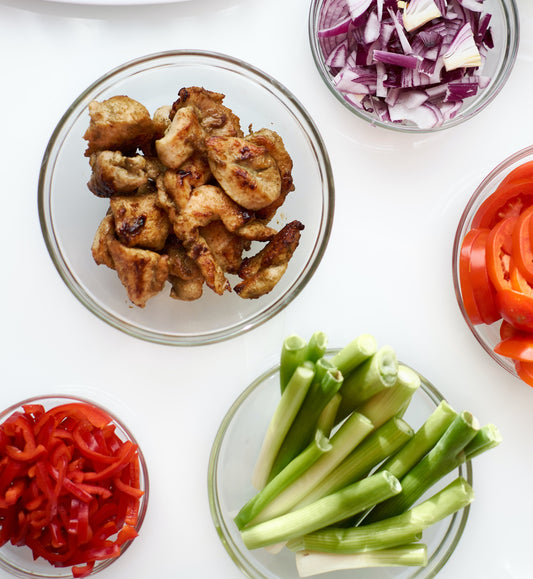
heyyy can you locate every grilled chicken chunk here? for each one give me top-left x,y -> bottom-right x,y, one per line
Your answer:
206,136 -> 282,210
235,220 -> 304,299
171,86 -> 243,139
107,239 -> 169,308
84,96 -> 153,156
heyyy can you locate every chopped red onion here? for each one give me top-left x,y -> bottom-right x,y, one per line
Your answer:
316,0 -> 495,129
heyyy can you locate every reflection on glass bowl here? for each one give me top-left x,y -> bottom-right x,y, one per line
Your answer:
208,350 -> 472,579
0,395 -> 149,579
39,50 -> 334,346
308,0 -> 519,133
453,145 -> 533,382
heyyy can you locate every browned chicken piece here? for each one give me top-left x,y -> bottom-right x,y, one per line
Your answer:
169,276 -> 204,301
158,153 -> 212,211
173,184 -> 253,241
246,128 -> 295,221
165,236 -> 204,301
171,87 -> 244,139
236,220 -> 278,242
186,234 -> 231,295
201,220 -> 251,274
152,105 -> 172,140
106,238 -> 168,307
155,106 -> 205,169
88,151 -> 151,198
91,212 -> 116,269
110,191 -> 170,251
234,220 -> 304,299
206,136 -> 282,211
83,96 -> 154,157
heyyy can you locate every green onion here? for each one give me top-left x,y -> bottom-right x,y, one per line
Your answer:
305,331 -> 329,363
316,393 -> 341,438
294,544 -> 428,576
329,334 -> 378,376
251,412 -> 374,524
252,363 -> 315,490
279,335 -> 308,393
366,411 -> 479,522
235,430 -> 332,530
379,400 -> 458,480
240,471 -> 402,550
356,363 -> 421,428
268,368 -> 343,481
336,346 -> 399,422
291,476 -> 474,554
298,417 -> 414,507
464,423 -> 502,460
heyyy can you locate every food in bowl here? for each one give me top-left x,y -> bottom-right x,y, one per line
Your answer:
455,151 -> 533,387
310,0 -> 518,130
84,87 -> 303,308
210,331 -> 501,577
0,397 -> 147,578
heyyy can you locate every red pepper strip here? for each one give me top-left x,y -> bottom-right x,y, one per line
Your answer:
113,476 -> 144,499
73,422 -> 118,464
48,468 -> 93,503
116,525 -> 138,546
75,483 -> 112,499
76,500 -> 90,545
72,561 -> 95,579
83,441 -> 137,482
3,413 -> 47,462
34,461 -> 57,521
45,403 -> 112,430
22,405 -> 45,420
0,479 -> 25,507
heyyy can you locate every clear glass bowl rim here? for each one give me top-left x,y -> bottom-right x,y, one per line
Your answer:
38,49 -> 335,347
208,348 -> 473,579
452,144 -> 533,378
0,394 -> 149,579
308,0 -> 521,133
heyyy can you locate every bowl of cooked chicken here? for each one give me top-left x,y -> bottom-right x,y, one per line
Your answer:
38,50 -> 335,345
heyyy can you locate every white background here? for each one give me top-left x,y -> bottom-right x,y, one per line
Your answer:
0,0 -> 531,577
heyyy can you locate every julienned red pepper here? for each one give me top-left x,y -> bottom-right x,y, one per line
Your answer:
0,401 -> 144,578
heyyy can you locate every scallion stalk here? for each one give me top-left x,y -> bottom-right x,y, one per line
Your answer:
366,411 -> 479,522
316,393 -> 342,438
235,430 -> 332,530
336,346 -> 399,422
268,368 -> 344,480
297,417 -> 414,508
252,363 -> 315,490
250,412 -> 374,524
240,471 -> 402,550
329,334 -> 378,376
379,400 -> 458,479
305,331 -> 329,363
280,335 -> 308,393
463,423 -> 502,460
294,544 -> 428,576
356,363 -> 421,428
290,476 -> 474,554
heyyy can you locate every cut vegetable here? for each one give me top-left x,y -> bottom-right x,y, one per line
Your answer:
315,0 -> 495,128
0,401 -> 144,577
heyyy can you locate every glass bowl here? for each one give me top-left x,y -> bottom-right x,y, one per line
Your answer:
452,145 -> 533,382
308,0 -> 519,132
38,50 -> 334,346
0,395 -> 149,578
208,349 -> 473,579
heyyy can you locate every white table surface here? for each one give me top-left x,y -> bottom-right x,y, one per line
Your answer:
0,0 -> 531,577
